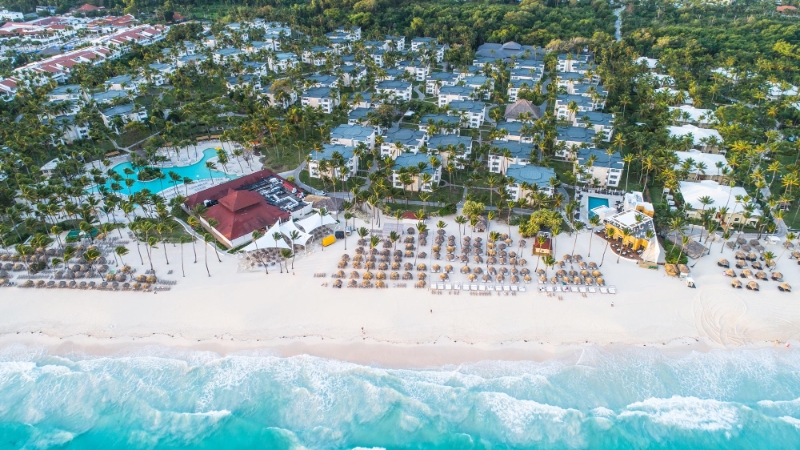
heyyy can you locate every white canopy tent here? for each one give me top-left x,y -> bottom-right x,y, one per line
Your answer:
279,220 -> 313,246
242,220 -> 290,252
296,212 -> 336,234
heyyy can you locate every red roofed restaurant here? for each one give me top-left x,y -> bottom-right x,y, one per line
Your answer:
184,170 -> 312,248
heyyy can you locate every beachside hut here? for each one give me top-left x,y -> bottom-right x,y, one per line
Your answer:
665,264 -> 679,277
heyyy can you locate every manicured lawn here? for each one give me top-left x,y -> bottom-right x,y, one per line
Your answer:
298,170 -> 363,193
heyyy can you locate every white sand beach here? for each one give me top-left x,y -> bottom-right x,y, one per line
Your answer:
1,215 -> 799,367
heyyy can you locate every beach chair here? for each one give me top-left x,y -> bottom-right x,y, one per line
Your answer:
445,283 -> 452,290
511,286 -> 518,291
504,286 -> 511,292
600,287 -> 608,294
471,285 -> 478,291
588,287 -> 597,293
479,285 -> 486,291
546,286 -> 553,292
463,285 -> 470,291
579,287 -> 587,293
608,286 -> 617,294
519,286 -> 526,292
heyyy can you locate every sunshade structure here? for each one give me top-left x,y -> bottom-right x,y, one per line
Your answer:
280,220 -> 312,246
296,212 -> 337,233
242,220 -> 290,251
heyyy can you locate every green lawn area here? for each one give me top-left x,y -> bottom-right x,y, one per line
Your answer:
259,146 -> 305,173
115,127 -> 153,148
132,218 -> 191,244
398,185 -> 463,204
781,206 -> 800,230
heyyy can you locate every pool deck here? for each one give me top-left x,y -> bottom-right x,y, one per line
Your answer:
577,188 -> 625,226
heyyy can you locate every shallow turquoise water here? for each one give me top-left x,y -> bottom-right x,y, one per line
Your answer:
1,345 -> 799,449
588,196 -> 610,218
102,148 -> 234,195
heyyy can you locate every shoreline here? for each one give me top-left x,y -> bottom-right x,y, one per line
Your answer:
0,331 -> 794,370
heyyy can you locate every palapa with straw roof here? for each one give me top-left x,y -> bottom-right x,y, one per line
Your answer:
597,277 -> 605,286
771,272 -> 783,281
755,271 -> 768,280
418,273 -> 427,280
403,272 -> 413,280
740,269 -> 753,278
334,270 -> 346,278
550,276 -> 558,284
731,279 -> 742,288
362,280 -> 373,288
717,259 -> 729,268
350,271 -> 360,279
483,274 -> 492,282
473,267 -> 483,274
362,271 -> 374,280
723,269 -> 736,277
735,260 -> 747,269
376,271 -> 386,280
461,265 -> 470,274
746,281 -> 759,291
417,263 -> 427,271
333,279 -> 343,288
439,273 -> 448,281
778,282 -> 791,292
592,270 -> 602,277
751,261 -> 763,270
348,280 -> 358,288
468,274 -> 477,281
390,271 -> 400,280
444,265 -> 453,273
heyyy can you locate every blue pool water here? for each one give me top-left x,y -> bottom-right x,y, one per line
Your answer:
1,345 -> 799,449
101,148 -> 234,195
588,196 -> 610,218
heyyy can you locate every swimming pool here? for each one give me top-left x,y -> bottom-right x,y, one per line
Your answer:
587,196 -> 610,218
100,148 -> 235,195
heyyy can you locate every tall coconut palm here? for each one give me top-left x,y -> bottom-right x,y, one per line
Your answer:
389,231 -> 400,251
178,235 -> 191,277
202,233 -> 213,277
280,248 -> 293,273
617,228 -> 633,264
251,230 -> 267,274
343,212 -> 354,250
115,245 -> 129,267
587,215 -> 600,257
289,230 -> 300,268
571,221 -> 585,257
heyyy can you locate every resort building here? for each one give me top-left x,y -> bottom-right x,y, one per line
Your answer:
623,191 -> 655,217
397,59 -> 429,81
575,111 -> 614,140
427,134 -> 473,168
391,153 -> 442,192
418,114 -> 461,134
604,209 -> 657,253
375,80 -> 412,102
301,87 -> 339,114
669,105 -> 713,126
184,170 -> 312,249
473,41 -> 545,63
504,99 -> 542,122
678,180 -> 761,227
302,46 -> 333,66
507,79 -> 536,102
260,82 -> 297,109
574,148 -> 623,188
307,74 -> 339,89
426,72 -> 461,96
667,125 -> 724,153
673,149 -> 730,182
448,100 -> 487,128
505,164 -> 556,202
438,85 -> 475,107
268,52 -> 298,72
308,143 -> 358,181
330,124 -> 376,149
495,121 -> 535,143
555,126 -> 596,160
554,94 -> 599,121
381,128 -> 428,158
100,103 -> 147,134
488,141 -> 537,174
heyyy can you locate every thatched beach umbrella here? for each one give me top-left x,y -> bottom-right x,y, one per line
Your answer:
439,273 -> 448,281
755,271 -> 768,280
731,279 -> 742,288
482,274 -> 492,282
417,263 -> 427,271
348,280 -> 358,288
771,272 -> 783,281
404,262 -> 413,270
365,261 -> 375,270
333,279 -> 343,288
418,272 -> 427,280
379,262 -> 388,270
403,272 -> 413,280
391,272 -> 400,280
350,271 -> 360,279
473,267 -> 483,274
751,261 -> 763,270
468,274 -> 477,281
746,281 -> 760,291
352,261 -> 363,269
376,271 -> 386,280
778,282 -> 791,292
723,269 -> 736,277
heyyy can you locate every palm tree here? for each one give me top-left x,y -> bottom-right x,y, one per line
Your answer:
115,245 -> 129,267
83,247 -> 101,274
571,221 -> 585,256
272,232 -> 285,271
343,212 -> 354,250
587,215 -> 600,257
617,228 -> 633,264
720,230 -> 732,254
178,236 -> 191,277
455,215 -> 466,242
289,230 -> 300,268
186,216 -> 200,263
202,233 -> 213,277
389,231 -> 400,251
252,229 -> 267,274
280,248 -> 293,273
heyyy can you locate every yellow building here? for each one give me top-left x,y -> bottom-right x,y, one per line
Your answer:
604,210 -> 655,251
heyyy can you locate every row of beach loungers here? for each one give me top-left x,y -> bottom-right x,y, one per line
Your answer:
430,283 -> 527,292
538,285 -> 617,294
12,279 -> 171,291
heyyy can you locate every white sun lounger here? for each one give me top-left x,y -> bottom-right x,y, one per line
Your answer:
479,285 -> 486,291
445,283 -> 452,290
504,286 -> 511,292
431,285 -> 438,290
600,287 -> 608,294
588,287 -> 597,293
511,286 -> 518,291
471,284 -> 478,290
519,286 -> 526,292
608,286 -> 617,294
546,286 -> 553,292
579,287 -> 587,293
437,283 -> 445,290
463,285 -> 470,291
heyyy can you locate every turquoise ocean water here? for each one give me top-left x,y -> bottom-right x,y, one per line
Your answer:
1,345 -> 799,449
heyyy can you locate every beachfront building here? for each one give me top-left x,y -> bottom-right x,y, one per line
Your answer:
381,128 -> 427,158
308,144 -> 358,181
391,153 -> 442,192
448,100 -> 486,128
330,124 -> 376,149
623,191 -> 655,217
375,80 -> 412,102
418,114 -> 461,135
488,141 -> 536,174
574,148 -> 623,188
674,149 -> 730,182
301,87 -> 339,114
427,134 -> 473,168
678,180 -> 761,227
667,125 -> 724,153
505,164 -> 556,202
184,170 -> 312,248
604,209 -> 657,253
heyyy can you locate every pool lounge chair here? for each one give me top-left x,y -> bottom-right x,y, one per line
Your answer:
600,287 -> 608,294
